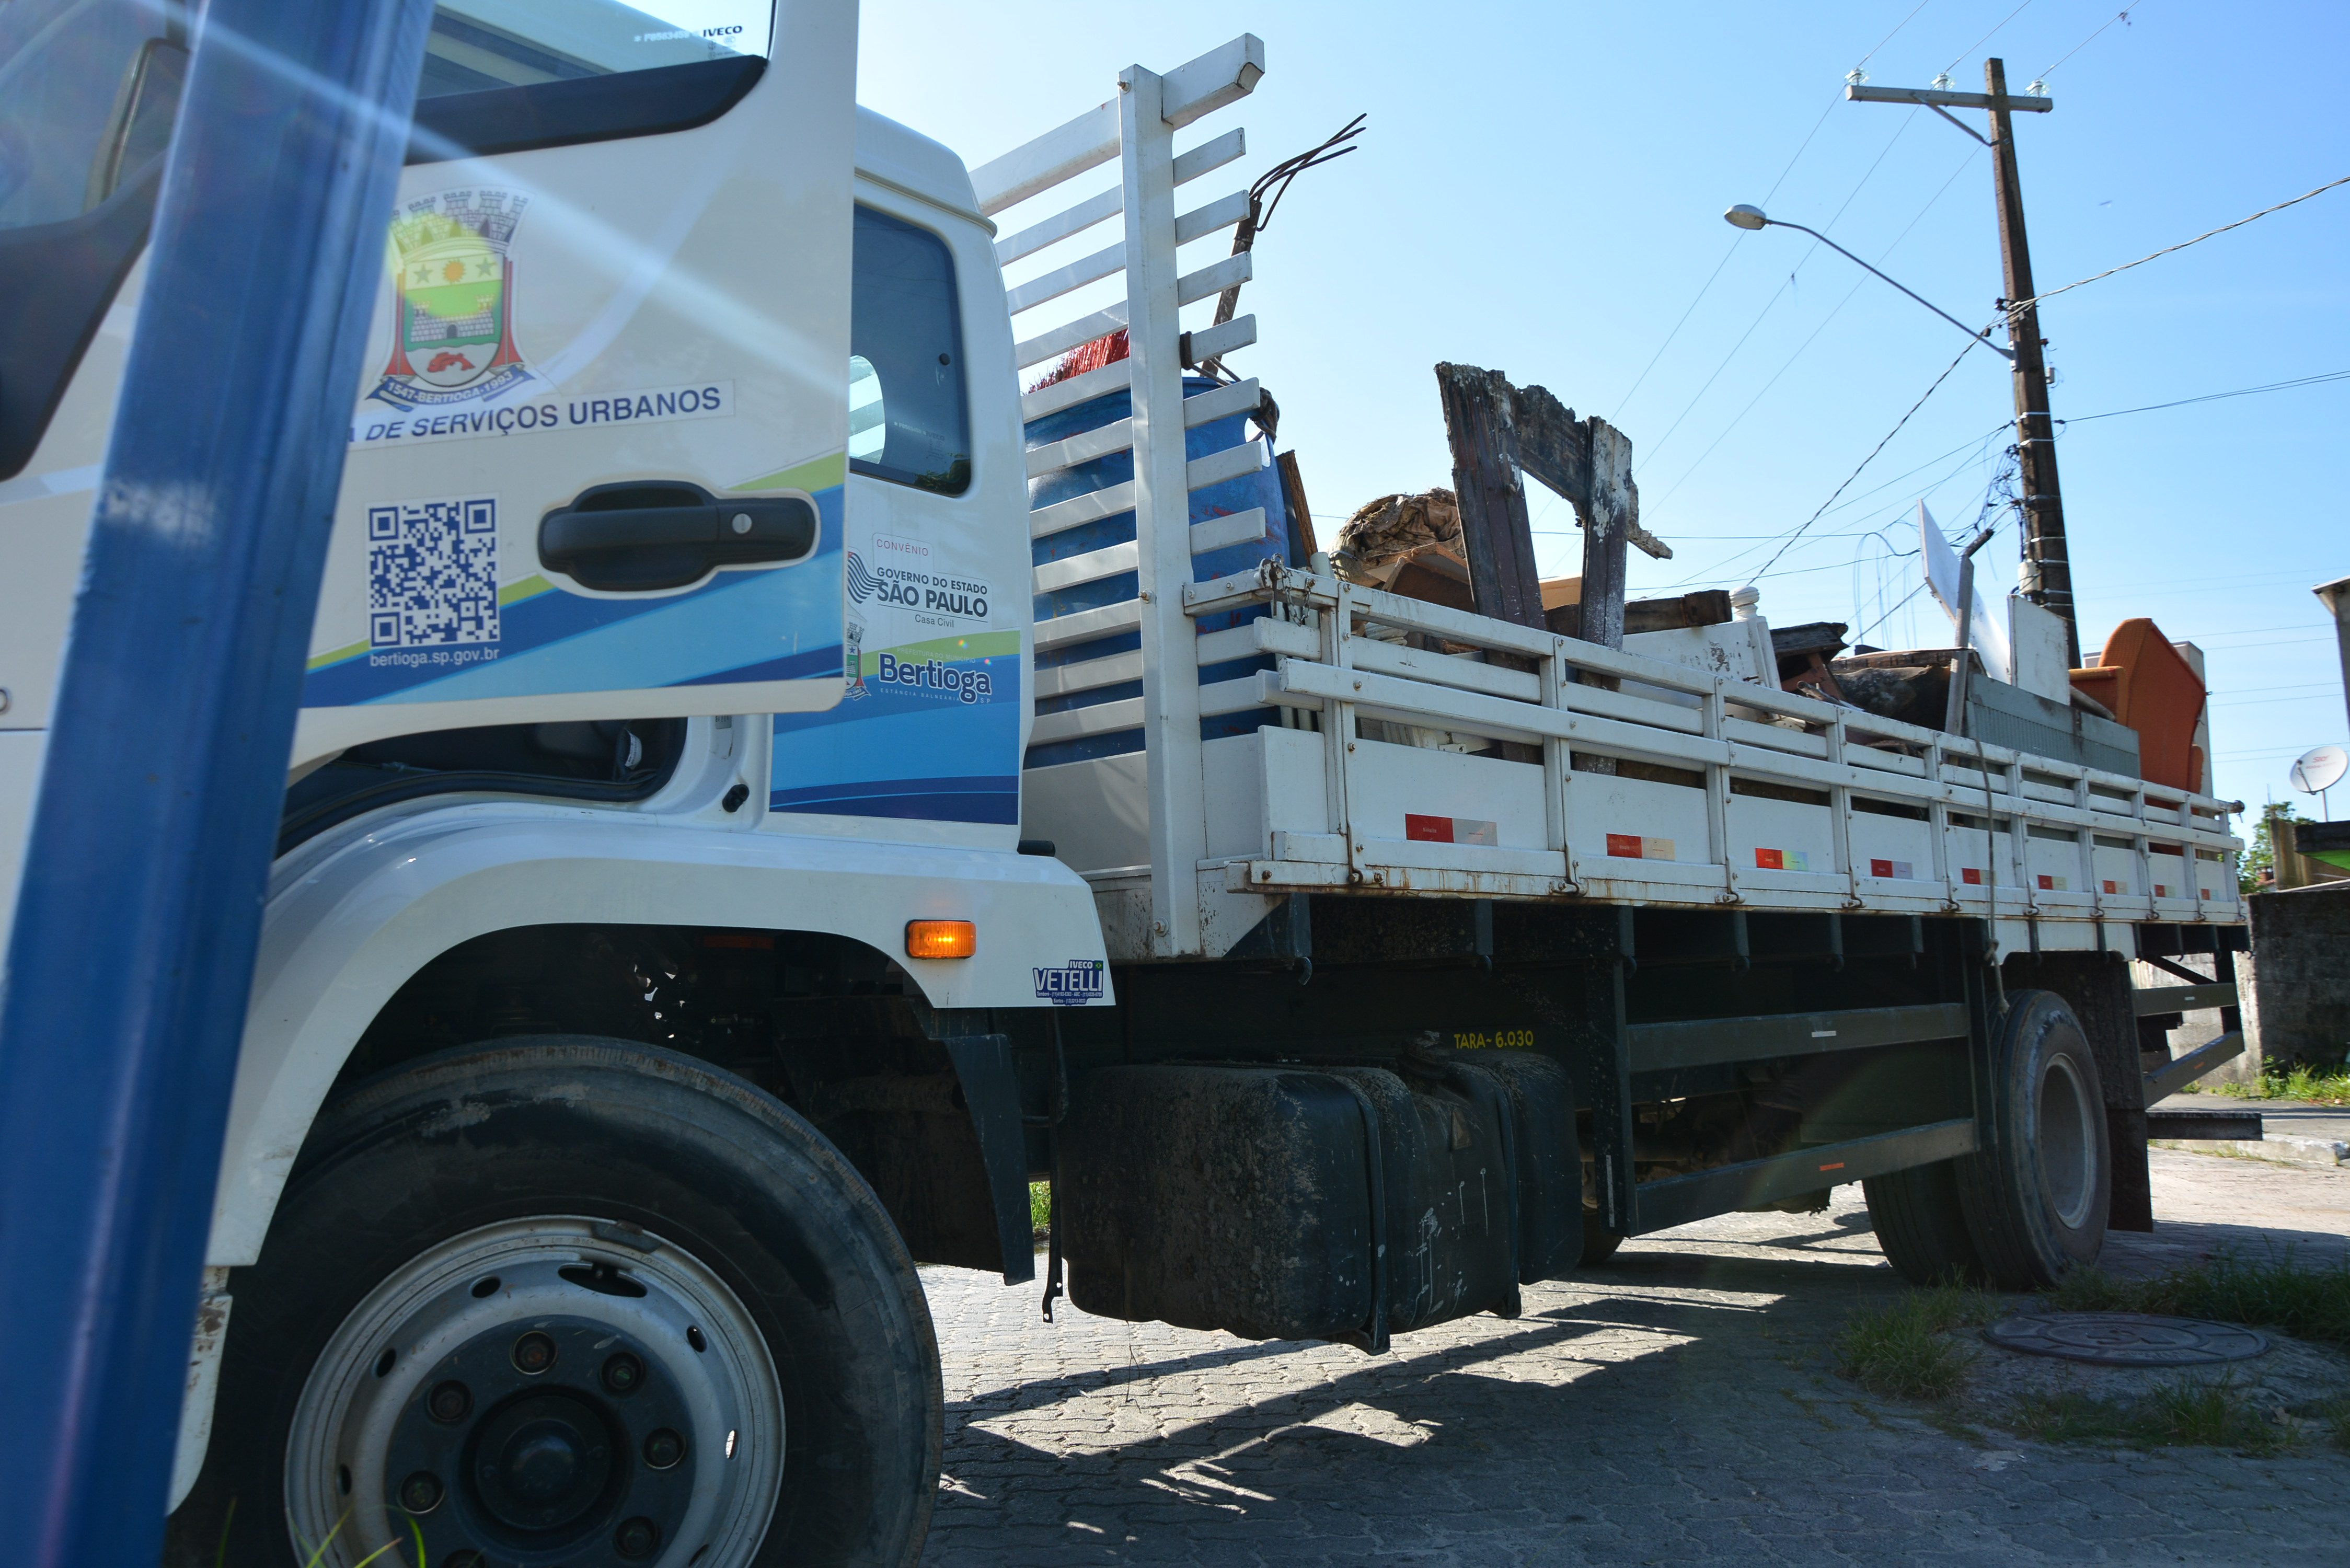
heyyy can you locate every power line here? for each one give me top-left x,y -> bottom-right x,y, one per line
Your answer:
1644,144 -> 1983,515
1611,7 -> 1937,421
1805,422 -> 2008,525
2061,368 -> 2350,425
2163,627 -> 2331,644
2011,174 -> 2350,314
2216,692 -> 2346,709
1854,576 -> 1935,642
1660,421 -> 2003,586
1638,115 -> 1920,475
1943,0 -> 2036,75
1858,0 -> 1938,72
1612,94 -> 1840,419
1851,474 -> 2015,643
1748,337 -> 1984,583
1611,240 -> 1743,419
2038,5 -> 2142,79
1684,363 -> 2349,623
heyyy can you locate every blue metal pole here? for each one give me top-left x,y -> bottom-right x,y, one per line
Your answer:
0,0 -> 434,1561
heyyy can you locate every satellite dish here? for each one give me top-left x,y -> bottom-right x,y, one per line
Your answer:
2291,744 -> 2349,795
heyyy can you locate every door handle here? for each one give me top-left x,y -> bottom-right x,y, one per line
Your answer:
538,481 -> 817,592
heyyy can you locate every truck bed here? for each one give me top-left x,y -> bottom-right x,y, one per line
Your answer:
1031,561 -> 2240,960
980,34 -> 2241,964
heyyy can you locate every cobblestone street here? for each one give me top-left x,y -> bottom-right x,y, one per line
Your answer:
920,1147 -> 2350,1566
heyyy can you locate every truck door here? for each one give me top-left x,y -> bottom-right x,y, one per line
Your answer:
768,186 -> 1026,833
295,0 -> 857,769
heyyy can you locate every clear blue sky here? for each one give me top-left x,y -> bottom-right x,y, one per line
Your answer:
857,1 -> 2349,820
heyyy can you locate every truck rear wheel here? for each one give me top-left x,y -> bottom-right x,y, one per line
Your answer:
1862,1157 -> 1986,1285
166,1039 -> 940,1568
1954,989 -> 2111,1289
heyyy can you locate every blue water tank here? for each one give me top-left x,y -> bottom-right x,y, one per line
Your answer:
1023,374 -> 1299,769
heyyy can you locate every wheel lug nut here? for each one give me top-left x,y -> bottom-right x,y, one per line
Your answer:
643,1427 -> 685,1469
615,1516 -> 660,1559
601,1351 -> 644,1393
511,1330 -> 557,1374
427,1379 -> 472,1423
398,1470 -> 443,1514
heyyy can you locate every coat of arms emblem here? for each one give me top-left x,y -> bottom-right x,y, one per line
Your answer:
371,189 -> 531,409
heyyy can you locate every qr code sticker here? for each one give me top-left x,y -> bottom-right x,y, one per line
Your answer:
367,497 -> 499,648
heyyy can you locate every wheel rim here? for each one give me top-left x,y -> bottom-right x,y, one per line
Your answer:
285,1217 -> 782,1568
2036,1053 -> 2099,1230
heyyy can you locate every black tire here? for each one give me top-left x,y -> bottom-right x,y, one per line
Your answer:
1954,989 -> 2111,1290
1863,1157 -> 1987,1285
1579,1209 -> 1627,1267
165,1037 -> 940,1568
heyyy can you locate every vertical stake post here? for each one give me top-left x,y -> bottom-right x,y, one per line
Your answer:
1119,64 -> 1207,958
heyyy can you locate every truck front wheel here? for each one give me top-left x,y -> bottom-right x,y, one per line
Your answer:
166,1039 -> 940,1568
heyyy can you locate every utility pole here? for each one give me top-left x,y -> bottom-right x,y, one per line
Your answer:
1983,59 -> 2076,669
1848,59 -> 2078,668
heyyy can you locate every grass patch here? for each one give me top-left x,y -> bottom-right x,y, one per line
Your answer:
1029,1180 -> 1052,1239
1835,1282 -> 2002,1400
2048,1250 -> 2350,1348
2187,1063 -> 2350,1105
1845,1254 -> 2350,1451
2009,1375 -> 2291,1454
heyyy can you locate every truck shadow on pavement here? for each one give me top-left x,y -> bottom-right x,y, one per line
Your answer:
927,1241 -> 1911,1563
923,1205 -> 2350,1565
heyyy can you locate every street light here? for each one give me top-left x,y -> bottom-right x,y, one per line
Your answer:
1722,204 -> 2014,361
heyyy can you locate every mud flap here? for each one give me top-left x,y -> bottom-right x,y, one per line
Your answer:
940,1033 -> 1038,1285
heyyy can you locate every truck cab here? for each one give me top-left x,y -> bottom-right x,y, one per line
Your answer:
5,4 -> 1105,1563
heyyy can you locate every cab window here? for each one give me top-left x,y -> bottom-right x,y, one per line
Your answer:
418,0 -> 771,98
849,205 -> 971,496
0,0 -> 187,479
0,0 -> 184,232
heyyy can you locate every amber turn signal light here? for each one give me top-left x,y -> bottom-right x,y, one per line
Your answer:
904,920 -> 976,960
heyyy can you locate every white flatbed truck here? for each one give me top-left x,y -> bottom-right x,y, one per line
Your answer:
0,6 -> 2245,1565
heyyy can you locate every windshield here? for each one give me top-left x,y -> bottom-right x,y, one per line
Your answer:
0,1 -> 774,233
419,0 -> 771,97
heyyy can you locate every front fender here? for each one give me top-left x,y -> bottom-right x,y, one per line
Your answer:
208,801 -> 1109,1265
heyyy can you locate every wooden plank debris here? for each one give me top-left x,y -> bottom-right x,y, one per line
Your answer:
1431,363 -> 1671,650
1436,364 -> 1545,630
1276,451 -> 1318,562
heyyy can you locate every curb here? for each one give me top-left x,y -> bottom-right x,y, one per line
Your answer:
2152,1136 -> 2348,1169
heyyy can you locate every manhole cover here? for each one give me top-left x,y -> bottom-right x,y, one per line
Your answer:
1983,1311 -> 2268,1366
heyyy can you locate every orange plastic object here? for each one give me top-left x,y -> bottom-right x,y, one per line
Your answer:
2069,618 -> 2206,791
904,919 -> 977,960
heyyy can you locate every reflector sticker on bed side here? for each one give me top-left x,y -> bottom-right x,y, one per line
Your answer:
1605,833 -> 1676,861
1405,813 -> 1497,846
1754,847 -> 1814,872
1869,857 -> 1915,879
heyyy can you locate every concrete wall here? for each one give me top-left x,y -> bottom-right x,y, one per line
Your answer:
2247,884 -> 2350,1069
